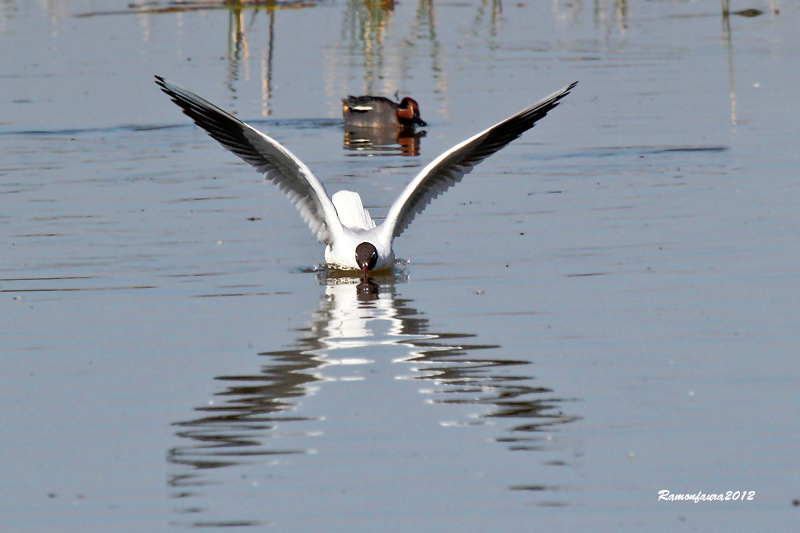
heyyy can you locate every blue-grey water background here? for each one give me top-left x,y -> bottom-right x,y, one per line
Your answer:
2,0 -> 798,531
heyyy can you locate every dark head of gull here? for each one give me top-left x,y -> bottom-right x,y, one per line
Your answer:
355,242 -> 379,282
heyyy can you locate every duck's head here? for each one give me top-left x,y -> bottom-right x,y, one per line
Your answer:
397,97 -> 426,127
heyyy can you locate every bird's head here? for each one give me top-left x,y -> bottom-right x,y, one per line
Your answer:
397,97 -> 426,127
355,242 -> 379,282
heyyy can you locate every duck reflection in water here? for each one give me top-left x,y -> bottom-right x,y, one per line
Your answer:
343,125 -> 426,157
168,274 -> 578,517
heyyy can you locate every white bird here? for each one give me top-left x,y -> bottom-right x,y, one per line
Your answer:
155,76 -> 577,280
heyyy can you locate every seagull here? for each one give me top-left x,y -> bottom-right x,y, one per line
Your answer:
155,76 -> 577,281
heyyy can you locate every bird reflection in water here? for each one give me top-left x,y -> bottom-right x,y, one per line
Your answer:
168,273 -> 577,518
343,126 -> 426,156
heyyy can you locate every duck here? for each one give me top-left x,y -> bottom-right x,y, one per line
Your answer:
155,76 -> 577,281
342,95 -> 427,129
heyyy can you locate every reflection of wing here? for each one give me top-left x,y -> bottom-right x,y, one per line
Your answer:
155,76 -> 343,245
383,82 -> 577,240
168,278 -> 573,480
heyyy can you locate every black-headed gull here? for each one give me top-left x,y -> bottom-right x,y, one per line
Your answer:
155,76 -> 577,279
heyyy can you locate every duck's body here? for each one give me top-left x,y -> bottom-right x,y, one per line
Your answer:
342,95 -> 426,129
155,76 -> 577,278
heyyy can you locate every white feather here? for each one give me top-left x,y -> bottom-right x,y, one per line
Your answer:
156,76 -> 577,272
332,191 -> 375,230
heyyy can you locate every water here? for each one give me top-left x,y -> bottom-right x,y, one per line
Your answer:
2,1 -> 799,531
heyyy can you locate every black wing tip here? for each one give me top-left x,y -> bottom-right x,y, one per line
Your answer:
154,74 -> 182,103
492,80 -> 579,138
549,81 -> 579,105
561,81 -> 579,100
154,75 -> 197,109
154,74 -> 168,91
522,80 -> 579,119
543,81 -> 579,107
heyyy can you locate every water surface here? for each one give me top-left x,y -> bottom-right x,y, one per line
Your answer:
2,1 -> 799,531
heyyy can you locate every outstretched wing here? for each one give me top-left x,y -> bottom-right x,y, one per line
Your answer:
382,82 -> 577,240
155,75 -> 342,245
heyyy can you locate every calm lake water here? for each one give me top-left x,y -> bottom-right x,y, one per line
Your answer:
2,0 -> 799,531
